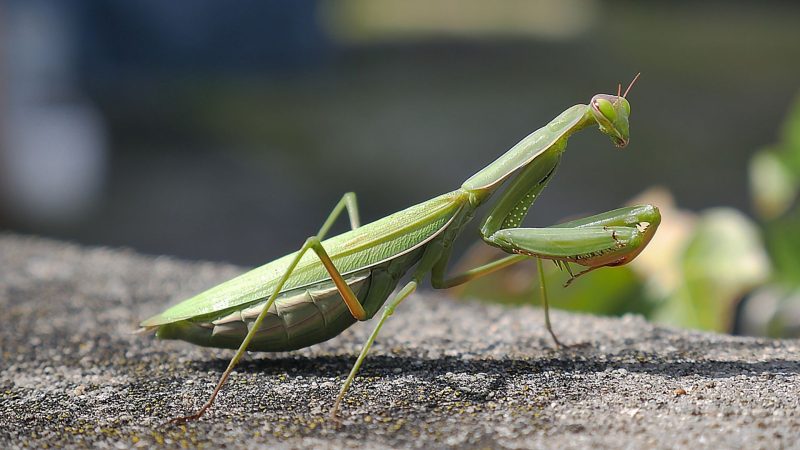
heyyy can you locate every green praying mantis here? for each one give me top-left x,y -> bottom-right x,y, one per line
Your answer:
140,74 -> 661,422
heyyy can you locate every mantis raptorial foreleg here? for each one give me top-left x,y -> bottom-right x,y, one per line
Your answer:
487,206 -> 661,266
168,192 -> 365,424
429,205 -> 660,347
491,206 -> 658,342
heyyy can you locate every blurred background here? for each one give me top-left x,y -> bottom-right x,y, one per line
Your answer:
2,0 -> 800,336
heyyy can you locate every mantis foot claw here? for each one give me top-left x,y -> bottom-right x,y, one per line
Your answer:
547,330 -> 567,349
161,414 -> 197,428
161,404 -> 213,427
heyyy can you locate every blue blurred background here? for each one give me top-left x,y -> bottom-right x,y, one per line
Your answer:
2,1 -> 800,334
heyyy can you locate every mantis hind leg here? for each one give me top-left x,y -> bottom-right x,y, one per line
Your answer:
318,192 -> 361,236
166,192 -> 366,425
330,279 -> 419,418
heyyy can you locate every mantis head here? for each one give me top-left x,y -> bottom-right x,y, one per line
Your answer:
589,73 -> 640,148
590,94 -> 631,148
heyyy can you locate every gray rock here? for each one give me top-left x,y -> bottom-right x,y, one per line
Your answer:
1,233 -> 798,449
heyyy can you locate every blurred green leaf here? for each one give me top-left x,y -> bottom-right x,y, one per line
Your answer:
750,149 -> 797,220
779,94 -> 800,172
764,209 -> 800,283
654,208 -> 770,331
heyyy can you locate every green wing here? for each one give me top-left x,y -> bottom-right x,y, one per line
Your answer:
141,190 -> 465,326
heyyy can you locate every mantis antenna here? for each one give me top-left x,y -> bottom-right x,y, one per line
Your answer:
623,72 -> 641,98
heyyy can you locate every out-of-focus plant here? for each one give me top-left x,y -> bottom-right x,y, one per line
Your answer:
636,194 -> 769,332
455,94 -> 800,337
750,94 -> 800,222
740,93 -> 800,337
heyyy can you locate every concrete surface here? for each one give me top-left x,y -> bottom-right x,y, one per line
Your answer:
1,233 -> 799,449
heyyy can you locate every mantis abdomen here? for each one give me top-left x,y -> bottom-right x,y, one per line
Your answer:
154,249 -> 425,352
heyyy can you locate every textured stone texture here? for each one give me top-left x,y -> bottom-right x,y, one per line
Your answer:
1,233 -> 799,449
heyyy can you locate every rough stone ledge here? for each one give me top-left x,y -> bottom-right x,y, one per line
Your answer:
1,233 -> 798,449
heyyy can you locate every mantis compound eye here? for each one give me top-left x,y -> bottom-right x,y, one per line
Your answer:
618,97 -> 631,115
593,98 -> 617,122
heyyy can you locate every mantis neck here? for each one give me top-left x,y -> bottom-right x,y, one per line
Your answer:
461,105 -> 594,203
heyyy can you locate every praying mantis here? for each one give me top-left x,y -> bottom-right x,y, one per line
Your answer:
140,74 -> 660,422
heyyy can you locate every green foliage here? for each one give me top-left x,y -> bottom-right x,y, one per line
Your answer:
651,209 -> 769,331
740,93 -> 800,337
752,94 -> 800,282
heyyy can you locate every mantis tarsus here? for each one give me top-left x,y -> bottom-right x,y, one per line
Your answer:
140,74 -> 661,422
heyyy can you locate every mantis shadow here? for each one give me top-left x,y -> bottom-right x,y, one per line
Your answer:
187,336 -> 800,383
